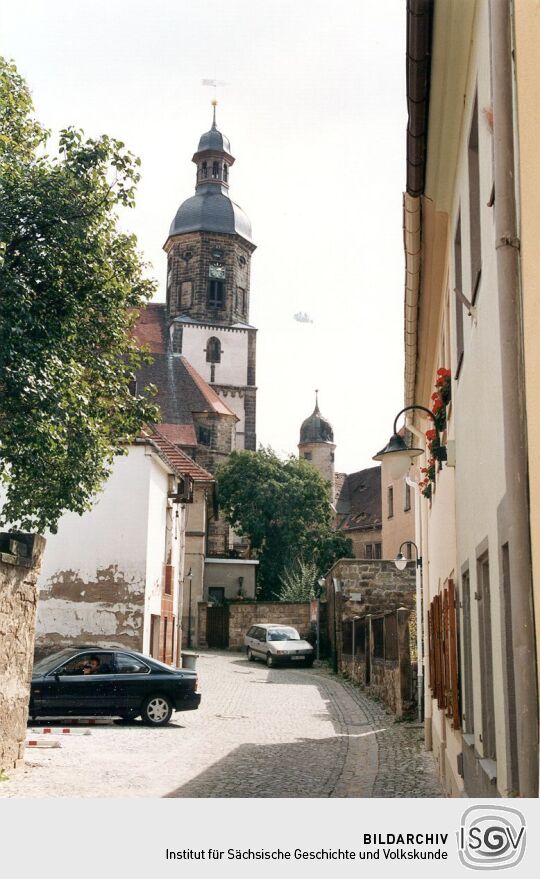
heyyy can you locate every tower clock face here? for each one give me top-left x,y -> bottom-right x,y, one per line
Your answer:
209,264 -> 226,280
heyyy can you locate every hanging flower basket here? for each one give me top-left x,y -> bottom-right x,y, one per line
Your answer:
421,368 -> 452,498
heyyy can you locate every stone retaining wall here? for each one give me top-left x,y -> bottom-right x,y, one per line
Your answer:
0,532 -> 46,772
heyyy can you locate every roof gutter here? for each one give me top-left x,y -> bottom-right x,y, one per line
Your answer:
404,0 -> 434,407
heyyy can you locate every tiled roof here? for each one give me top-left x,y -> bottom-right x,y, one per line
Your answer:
132,304 -> 237,438
133,303 -> 167,353
335,465 -> 382,532
180,357 -> 236,417
141,429 -> 214,482
158,423 -> 197,448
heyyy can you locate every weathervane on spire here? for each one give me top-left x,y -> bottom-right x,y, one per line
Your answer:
202,78 -> 226,127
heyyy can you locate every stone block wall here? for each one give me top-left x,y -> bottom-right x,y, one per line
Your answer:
197,600 -> 313,649
326,558 -> 416,717
165,231 -> 255,327
0,532 -> 46,772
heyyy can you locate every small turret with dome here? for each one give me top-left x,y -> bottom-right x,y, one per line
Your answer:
298,392 -> 336,503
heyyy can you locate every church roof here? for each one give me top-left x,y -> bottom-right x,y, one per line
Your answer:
132,304 -> 237,448
299,394 -> 334,444
169,187 -> 253,243
335,466 -> 382,532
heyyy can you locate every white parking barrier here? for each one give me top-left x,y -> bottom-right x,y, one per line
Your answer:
29,727 -> 91,736
25,738 -> 62,749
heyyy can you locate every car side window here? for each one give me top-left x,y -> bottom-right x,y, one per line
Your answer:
247,627 -> 256,638
258,629 -> 267,642
57,653 -> 114,676
115,653 -> 150,674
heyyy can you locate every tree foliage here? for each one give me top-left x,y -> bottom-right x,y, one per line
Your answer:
276,558 -> 319,602
216,448 -> 352,597
0,57 -> 158,532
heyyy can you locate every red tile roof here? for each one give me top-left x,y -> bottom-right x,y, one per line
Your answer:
158,423 -> 197,448
180,357 -> 237,418
139,429 -> 214,482
133,303 -> 166,353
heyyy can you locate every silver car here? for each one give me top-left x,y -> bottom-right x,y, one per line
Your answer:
244,624 -> 314,668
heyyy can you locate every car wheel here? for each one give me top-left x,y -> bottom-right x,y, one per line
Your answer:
266,653 -> 275,668
247,647 -> 254,662
304,657 -> 314,668
141,695 -> 173,726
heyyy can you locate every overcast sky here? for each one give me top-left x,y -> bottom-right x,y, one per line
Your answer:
1,0 -> 407,475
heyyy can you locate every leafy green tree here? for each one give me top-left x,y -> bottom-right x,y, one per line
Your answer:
275,558 -> 319,602
0,57 -> 158,533
216,448 -> 352,597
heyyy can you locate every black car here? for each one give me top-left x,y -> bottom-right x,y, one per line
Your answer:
30,647 -> 201,726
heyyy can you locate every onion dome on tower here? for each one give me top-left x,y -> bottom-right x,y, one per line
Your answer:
298,392 -> 336,503
299,392 -> 334,444
168,102 -> 253,245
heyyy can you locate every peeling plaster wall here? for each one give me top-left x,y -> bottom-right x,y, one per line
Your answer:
35,446 -> 159,657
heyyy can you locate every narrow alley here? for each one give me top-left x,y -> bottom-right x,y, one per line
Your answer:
1,653 -> 442,798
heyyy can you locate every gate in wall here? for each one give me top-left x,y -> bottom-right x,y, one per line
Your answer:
206,605 -> 230,648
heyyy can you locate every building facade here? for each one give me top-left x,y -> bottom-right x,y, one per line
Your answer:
398,0 -> 539,797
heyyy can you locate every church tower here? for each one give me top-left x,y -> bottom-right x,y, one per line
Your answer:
298,393 -> 336,504
163,103 -> 257,451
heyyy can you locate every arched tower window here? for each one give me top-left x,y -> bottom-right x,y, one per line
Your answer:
223,163 -> 228,183
206,337 -> 222,363
212,161 -> 219,179
201,161 -> 208,179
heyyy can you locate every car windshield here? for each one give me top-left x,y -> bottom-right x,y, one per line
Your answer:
33,649 -> 78,674
267,628 -> 300,641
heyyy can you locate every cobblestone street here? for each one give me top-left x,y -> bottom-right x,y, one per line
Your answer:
0,652 -> 443,798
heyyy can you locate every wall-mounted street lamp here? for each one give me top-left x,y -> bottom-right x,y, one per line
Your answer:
394,540 -> 422,571
373,405 -> 447,480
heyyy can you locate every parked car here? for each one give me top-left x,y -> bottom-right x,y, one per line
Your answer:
244,624 -> 314,668
30,647 -> 201,726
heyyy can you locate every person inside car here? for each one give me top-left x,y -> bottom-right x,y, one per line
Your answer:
81,656 -> 101,675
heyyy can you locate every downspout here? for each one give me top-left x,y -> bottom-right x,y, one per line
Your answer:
406,473 -> 424,723
407,419 -> 430,743
489,0 -> 539,796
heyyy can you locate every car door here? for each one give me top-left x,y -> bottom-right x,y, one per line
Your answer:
112,652 -> 153,712
39,652 -> 117,716
253,627 -> 267,657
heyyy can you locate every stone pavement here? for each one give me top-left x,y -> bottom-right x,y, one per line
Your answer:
0,651 -> 443,798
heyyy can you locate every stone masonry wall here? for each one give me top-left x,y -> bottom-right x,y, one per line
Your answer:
165,231 -> 255,327
0,532 -> 46,772
326,559 -> 416,716
198,601 -> 312,650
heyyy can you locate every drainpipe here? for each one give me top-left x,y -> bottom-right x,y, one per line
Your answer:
407,419 -> 432,748
489,0 -> 539,796
406,474 -> 424,722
